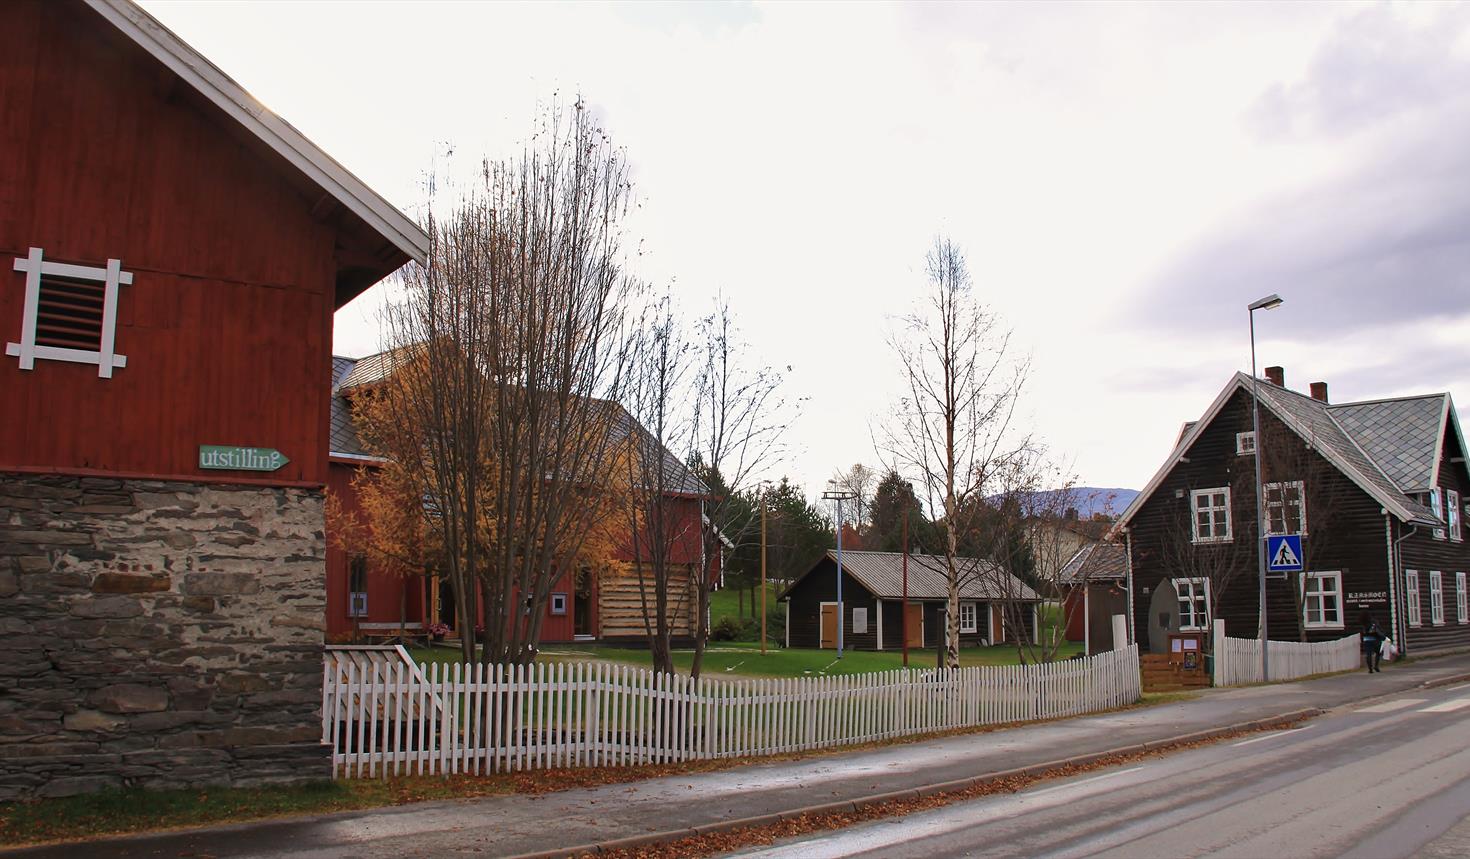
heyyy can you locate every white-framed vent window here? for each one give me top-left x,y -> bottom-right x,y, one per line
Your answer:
1407,570 -> 1422,627
7,247 -> 131,377
549,592 -> 568,616
1173,577 -> 1211,631
1458,572 -> 1467,625
1191,487 -> 1232,543
1236,431 -> 1256,455
852,606 -> 868,634
348,555 -> 368,618
1430,571 -> 1445,626
959,601 -> 977,634
1300,571 -> 1343,630
1264,480 -> 1306,537
1431,489 -> 1446,540
1450,490 -> 1462,542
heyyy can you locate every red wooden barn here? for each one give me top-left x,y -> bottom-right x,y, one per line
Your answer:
326,349 -> 725,646
0,0 -> 426,799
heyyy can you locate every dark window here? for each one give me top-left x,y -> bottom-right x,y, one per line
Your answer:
35,275 -> 104,350
348,555 -> 368,617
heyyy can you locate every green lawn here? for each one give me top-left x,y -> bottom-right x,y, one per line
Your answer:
410,639 -> 1084,677
709,581 -> 782,622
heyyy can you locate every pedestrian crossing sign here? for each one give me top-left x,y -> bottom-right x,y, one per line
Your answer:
1267,534 -> 1304,572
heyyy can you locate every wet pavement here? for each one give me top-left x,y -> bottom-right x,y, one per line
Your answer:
7,654 -> 1470,858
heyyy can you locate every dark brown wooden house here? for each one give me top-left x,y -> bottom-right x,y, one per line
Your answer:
1112,367 -> 1470,657
0,0 -> 426,799
780,550 -> 1041,650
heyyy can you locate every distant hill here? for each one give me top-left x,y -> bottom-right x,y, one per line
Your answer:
1003,487 -> 1138,520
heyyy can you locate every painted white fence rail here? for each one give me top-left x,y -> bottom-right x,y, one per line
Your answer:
320,644 -> 1140,778
1211,620 -> 1361,687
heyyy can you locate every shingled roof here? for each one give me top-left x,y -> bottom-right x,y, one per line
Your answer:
782,550 -> 1041,602
1114,373 -> 1457,534
1058,542 -> 1126,584
328,351 -> 708,496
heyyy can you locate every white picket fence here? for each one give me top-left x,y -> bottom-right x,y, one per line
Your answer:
320,644 -> 1141,779
1212,621 -> 1361,687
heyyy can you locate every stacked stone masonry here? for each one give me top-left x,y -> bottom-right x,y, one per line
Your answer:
0,473 -> 328,800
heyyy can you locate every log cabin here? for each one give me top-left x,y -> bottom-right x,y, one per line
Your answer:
1112,367 -> 1470,657
0,0 -> 426,799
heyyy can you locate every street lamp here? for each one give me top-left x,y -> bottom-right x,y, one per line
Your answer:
1249,292 -> 1282,682
823,482 -> 858,659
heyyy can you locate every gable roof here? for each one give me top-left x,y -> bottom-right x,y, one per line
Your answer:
87,1 -> 428,281
330,356 -> 372,458
1328,394 -> 1448,493
328,351 -> 709,496
1111,373 -> 1444,536
1058,542 -> 1126,584
781,550 -> 1041,603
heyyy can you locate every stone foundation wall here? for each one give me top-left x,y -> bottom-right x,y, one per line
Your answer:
0,473 -> 328,800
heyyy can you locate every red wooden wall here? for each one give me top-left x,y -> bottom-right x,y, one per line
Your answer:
325,461 -> 426,639
0,1 -> 339,485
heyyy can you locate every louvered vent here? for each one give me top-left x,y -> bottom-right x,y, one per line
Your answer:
35,274 -> 105,350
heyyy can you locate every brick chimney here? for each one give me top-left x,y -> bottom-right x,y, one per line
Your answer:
1310,381 -> 1329,403
1265,366 -> 1285,387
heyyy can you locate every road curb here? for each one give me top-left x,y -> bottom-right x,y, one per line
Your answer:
1419,671 -> 1470,690
503,707 -> 1324,859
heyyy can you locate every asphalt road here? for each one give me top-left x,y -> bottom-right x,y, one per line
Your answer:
738,682 -> 1470,859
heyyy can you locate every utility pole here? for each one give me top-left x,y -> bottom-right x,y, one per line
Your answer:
1248,293 -> 1283,682
902,505 -> 910,667
760,485 -> 768,656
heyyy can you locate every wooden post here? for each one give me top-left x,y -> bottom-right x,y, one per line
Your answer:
902,511 -> 909,667
761,487 -> 768,656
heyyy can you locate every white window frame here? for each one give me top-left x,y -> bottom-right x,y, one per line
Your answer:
7,247 -> 131,378
1299,570 -> 1344,630
1431,490 -> 1446,540
1236,431 -> 1256,455
959,601 -> 977,634
1190,487 -> 1232,544
1450,490 -> 1462,542
1430,571 -> 1444,626
1172,576 -> 1211,631
1264,480 -> 1307,537
549,592 -> 568,616
1406,570 -> 1422,627
1458,572 -> 1467,625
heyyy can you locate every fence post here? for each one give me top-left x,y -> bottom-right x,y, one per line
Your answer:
1212,619 -> 1226,687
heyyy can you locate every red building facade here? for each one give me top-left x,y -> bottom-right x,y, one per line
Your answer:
0,0 -> 425,799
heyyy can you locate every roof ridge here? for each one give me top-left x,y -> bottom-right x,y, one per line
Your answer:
1328,392 -> 1449,409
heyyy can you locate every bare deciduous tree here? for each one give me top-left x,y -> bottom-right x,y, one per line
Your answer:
882,237 -> 1029,669
367,101 -> 636,665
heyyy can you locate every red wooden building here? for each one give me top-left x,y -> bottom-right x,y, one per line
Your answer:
326,349 -> 724,645
0,0 -> 425,799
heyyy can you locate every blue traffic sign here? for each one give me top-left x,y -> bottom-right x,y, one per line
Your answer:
1267,534 -> 1304,572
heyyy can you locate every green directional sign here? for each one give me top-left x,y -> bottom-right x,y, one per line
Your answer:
198,445 -> 290,472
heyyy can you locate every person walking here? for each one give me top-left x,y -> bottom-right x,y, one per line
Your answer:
1360,611 -> 1386,673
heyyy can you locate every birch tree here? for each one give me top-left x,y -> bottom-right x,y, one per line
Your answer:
882,237 -> 1029,669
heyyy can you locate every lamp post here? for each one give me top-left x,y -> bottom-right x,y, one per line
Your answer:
823,483 -> 858,659
1249,292 -> 1283,682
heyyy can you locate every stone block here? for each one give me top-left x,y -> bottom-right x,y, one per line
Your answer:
69,595 -> 143,619
181,596 -> 216,613
90,684 -> 169,714
14,556 -> 51,574
0,570 -> 16,597
182,572 -> 260,596
63,709 -> 126,732
132,492 -> 197,511
35,775 -> 121,798
91,572 -> 171,594
0,529 -> 92,545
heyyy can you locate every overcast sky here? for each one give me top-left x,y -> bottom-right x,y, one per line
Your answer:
142,0 -> 1470,500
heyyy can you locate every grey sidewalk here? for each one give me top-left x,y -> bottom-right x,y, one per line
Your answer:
10,655 -> 1470,858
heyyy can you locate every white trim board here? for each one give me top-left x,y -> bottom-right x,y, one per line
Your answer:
84,0 -> 428,267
